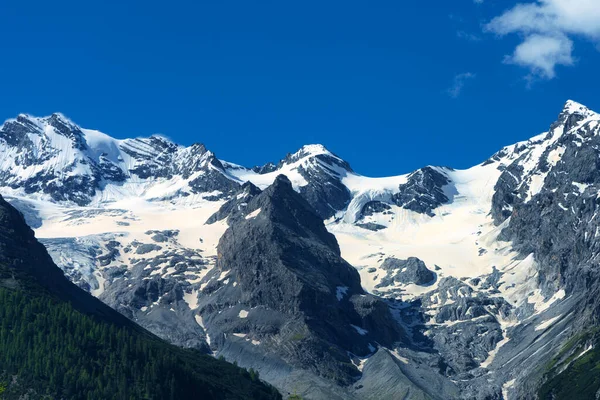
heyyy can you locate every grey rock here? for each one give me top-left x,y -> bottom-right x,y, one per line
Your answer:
135,243 -> 162,254
392,167 -> 454,216
205,181 -> 262,225
199,174 -> 405,392
376,257 -> 435,287
356,223 -> 387,231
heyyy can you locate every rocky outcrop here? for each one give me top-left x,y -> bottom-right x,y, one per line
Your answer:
198,175 -> 404,394
392,167 -> 453,216
376,257 -> 435,287
206,181 -> 262,224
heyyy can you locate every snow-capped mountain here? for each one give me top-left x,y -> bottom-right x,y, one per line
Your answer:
0,113 -> 239,205
2,100 -> 600,399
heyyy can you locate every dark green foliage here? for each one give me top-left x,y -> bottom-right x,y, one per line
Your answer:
538,332 -> 600,400
538,347 -> 600,399
0,287 -> 280,400
0,194 -> 280,399
248,368 -> 260,382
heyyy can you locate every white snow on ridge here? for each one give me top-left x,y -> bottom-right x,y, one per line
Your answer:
225,144 -> 341,190
228,163 -> 307,190
330,162 -> 509,298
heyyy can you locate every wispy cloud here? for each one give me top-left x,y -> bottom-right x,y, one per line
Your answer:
486,0 -> 600,79
457,30 -> 482,42
447,73 -> 476,98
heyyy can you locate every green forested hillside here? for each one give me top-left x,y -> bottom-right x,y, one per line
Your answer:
537,331 -> 600,400
0,287 -> 280,400
0,194 -> 280,400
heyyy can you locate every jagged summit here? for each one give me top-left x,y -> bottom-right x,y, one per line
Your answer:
283,143 -> 352,170
198,170 -> 403,392
562,99 -> 596,116
0,114 -> 240,204
11,112 -> 73,124
1,99 -> 598,214
286,143 -> 338,162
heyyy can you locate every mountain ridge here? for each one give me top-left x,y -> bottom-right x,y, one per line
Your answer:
2,99 -> 600,399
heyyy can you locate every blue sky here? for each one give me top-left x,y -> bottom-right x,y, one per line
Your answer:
1,0 -> 599,176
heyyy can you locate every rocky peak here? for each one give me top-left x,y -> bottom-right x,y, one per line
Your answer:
199,176 -> 403,385
0,116 -> 39,148
281,147 -> 354,219
251,162 -> 277,174
392,166 -> 452,216
552,100 -> 598,135
561,100 -> 595,118
285,144 -> 332,162
282,144 -> 353,172
45,113 -> 87,150
491,101 -> 600,224
250,174 -> 342,252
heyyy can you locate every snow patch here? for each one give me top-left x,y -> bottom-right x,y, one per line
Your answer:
535,315 -> 562,331
502,379 -> 516,400
183,289 -> 199,310
245,208 -> 261,220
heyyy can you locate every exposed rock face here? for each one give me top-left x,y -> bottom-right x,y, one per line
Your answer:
350,349 -> 434,400
376,257 -> 435,287
39,226 -> 213,350
0,194 -> 75,294
198,175 -> 404,390
0,194 -> 284,400
392,167 -> 453,216
206,181 -> 262,225
356,223 -> 387,232
482,101 -> 600,398
252,162 -> 277,174
294,153 -> 353,220
360,201 -> 392,218
490,101 -> 600,297
259,145 -> 354,220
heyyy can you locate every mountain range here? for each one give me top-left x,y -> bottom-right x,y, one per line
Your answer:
1,100 -> 600,399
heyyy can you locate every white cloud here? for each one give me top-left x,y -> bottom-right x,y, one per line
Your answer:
447,73 -> 476,98
486,0 -> 600,78
506,34 -> 573,78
